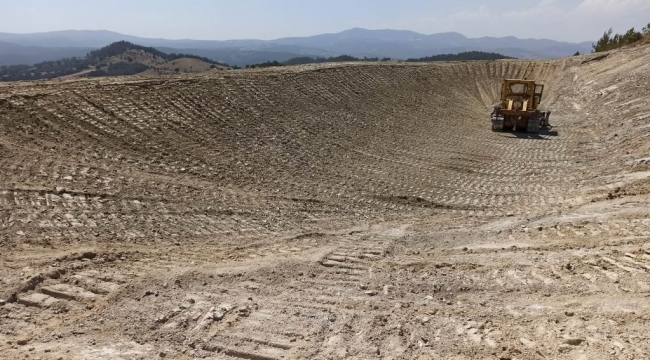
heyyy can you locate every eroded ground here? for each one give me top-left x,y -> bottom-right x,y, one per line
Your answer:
1,45 -> 650,360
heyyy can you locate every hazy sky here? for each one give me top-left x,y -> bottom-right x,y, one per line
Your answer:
1,0 -> 649,42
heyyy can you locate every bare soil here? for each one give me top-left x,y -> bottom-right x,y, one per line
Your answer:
1,44 -> 649,360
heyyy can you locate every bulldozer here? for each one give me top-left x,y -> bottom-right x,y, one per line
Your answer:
491,79 -> 551,133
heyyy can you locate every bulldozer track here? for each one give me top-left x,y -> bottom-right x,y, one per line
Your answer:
2,45 -> 650,358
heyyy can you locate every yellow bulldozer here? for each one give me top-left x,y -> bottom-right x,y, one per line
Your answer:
491,79 -> 550,133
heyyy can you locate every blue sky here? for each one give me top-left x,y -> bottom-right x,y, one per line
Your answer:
1,0 -> 649,42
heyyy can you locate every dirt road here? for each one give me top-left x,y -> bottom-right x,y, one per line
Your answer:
1,45 -> 649,359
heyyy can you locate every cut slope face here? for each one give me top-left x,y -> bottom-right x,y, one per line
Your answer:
0,45 -> 649,359
0,59 -> 579,243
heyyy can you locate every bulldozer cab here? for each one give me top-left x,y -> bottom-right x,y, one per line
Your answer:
500,79 -> 542,112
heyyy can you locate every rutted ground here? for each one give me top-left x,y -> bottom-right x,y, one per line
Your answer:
0,44 -> 649,360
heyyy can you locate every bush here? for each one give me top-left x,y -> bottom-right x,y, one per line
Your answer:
574,51 -> 581,56
643,23 -> 650,36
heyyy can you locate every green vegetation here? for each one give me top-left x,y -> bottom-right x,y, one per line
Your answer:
87,41 -> 167,61
87,41 -> 229,66
406,51 -> 514,62
246,60 -> 284,69
87,62 -> 150,77
243,52 -> 512,69
0,41 -> 230,82
592,26 -> 646,52
0,57 -> 93,81
283,55 -> 391,66
245,55 -> 391,68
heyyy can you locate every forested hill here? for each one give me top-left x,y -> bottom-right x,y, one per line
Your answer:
0,41 -> 229,82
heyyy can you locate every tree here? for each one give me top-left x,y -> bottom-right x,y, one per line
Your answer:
593,27 -> 644,52
622,28 -> 643,44
574,51 -> 581,56
643,23 -> 650,36
593,28 -> 614,52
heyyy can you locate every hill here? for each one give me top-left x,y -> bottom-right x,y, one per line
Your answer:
0,28 -> 594,67
0,41 -> 229,81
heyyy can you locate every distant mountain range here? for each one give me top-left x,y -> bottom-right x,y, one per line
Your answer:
0,28 -> 594,67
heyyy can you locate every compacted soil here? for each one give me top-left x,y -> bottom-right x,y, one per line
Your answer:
1,45 -> 650,359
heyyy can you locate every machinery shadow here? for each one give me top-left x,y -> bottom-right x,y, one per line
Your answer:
501,128 -> 559,140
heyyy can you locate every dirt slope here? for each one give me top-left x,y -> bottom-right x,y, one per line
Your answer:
0,44 -> 649,360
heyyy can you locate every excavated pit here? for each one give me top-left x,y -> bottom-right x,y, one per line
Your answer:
1,45 -> 649,359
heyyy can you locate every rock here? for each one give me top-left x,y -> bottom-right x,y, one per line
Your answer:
159,351 -> 166,358
366,345 -> 380,355
565,311 -> 575,317
365,290 -> 378,296
237,306 -> 251,317
520,337 -> 536,348
468,333 -> 482,344
322,335 -> 347,358
484,338 -> 498,348
16,339 -> 30,346
563,338 -> 586,346
218,303 -> 234,312
212,310 -> 225,321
